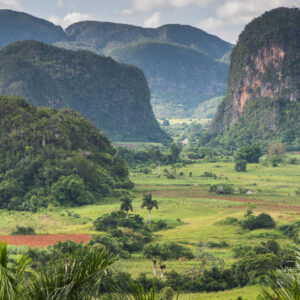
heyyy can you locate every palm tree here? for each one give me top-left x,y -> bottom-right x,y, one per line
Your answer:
160,264 -> 166,280
261,254 -> 300,299
24,247 -> 118,300
120,196 -> 133,219
141,194 -> 158,227
0,241 -> 31,300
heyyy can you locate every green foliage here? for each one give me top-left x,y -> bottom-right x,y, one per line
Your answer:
268,156 -> 282,167
0,40 -> 170,143
12,226 -> 35,235
241,213 -> 276,230
0,96 -> 132,211
143,242 -> 194,261
235,145 -> 262,163
279,221 -> 300,243
235,160 -> 247,172
209,184 -> 234,195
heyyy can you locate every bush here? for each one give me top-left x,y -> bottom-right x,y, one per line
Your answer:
268,155 -> 282,167
209,184 -> 234,195
12,226 -> 35,235
242,213 -> 276,230
235,145 -> 262,163
235,160 -> 247,172
200,172 -> 217,179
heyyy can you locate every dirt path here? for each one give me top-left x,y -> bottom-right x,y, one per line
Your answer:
0,234 -> 92,247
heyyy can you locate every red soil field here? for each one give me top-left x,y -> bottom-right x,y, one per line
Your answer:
0,234 -> 92,248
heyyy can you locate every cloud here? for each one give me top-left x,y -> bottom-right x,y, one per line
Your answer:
169,0 -> 214,8
120,9 -> 134,16
131,0 -> 165,11
144,12 -> 162,28
197,0 -> 300,43
0,0 -> 22,9
131,0 -> 214,11
49,12 -> 94,28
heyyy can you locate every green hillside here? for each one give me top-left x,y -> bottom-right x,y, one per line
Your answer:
0,96 -> 133,211
0,40 -> 170,143
0,9 -> 66,48
210,7 -> 300,150
66,21 -> 233,59
107,41 -> 228,118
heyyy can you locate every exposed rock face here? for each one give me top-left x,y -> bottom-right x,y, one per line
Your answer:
210,7 -> 300,139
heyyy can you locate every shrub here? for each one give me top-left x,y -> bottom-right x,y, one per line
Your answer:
12,226 -> 35,235
268,155 -> 282,167
242,213 -> 276,230
209,184 -> 234,195
235,160 -> 247,172
200,172 -> 217,179
235,145 -> 262,163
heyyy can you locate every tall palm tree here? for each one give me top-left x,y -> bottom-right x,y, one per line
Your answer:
0,241 -> 31,300
141,194 -> 158,227
120,196 -> 133,219
261,254 -> 300,299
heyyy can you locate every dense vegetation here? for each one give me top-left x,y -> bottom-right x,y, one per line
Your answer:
0,96 -> 133,211
0,9 -> 66,49
210,8 -> 300,151
0,40 -> 169,143
107,41 -> 228,119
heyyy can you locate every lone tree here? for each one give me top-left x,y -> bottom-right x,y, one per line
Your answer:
141,194 -> 158,227
120,196 -> 133,219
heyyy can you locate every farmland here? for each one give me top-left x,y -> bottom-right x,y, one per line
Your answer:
1,157 -> 300,299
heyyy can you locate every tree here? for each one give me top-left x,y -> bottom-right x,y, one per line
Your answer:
25,247 -> 117,299
268,143 -> 286,156
160,264 -> 167,279
141,194 -> 158,227
235,160 -> 247,172
120,196 -> 133,219
0,241 -> 31,300
168,143 -> 181,164
235,145 -> 262,163
144,244 -> 162,277
261,254 -> 300,299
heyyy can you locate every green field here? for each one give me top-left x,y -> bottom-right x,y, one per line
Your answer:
1,158 -> 300,299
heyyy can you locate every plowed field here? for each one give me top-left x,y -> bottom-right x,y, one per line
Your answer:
0,234 -> 91,247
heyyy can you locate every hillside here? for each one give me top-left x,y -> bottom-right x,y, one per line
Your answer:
0,96 -> 133,211
0,40 -> 169,142
66,21 -> 233,59
107,41 -> 228,118
0,9 -> 66,48
210,7 -> 300,150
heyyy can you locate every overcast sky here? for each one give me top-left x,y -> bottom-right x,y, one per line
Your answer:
2,0 -> 300,43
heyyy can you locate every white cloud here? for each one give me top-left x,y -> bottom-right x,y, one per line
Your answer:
120,9 -> 134,16
197,0 -> 300,43
169,0 -> 214,8
49,12 -> 94,28
0,0 -> 22,9
131,0 -> 214,11
144,12 -> 162,27
131,0 -> 165,11
57,0 -> 63,8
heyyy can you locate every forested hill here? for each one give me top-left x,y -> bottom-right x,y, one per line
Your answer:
0,40 -> 170,142
107,41 -> 228,119
0,9 -> 66,48
65,21 -> 233,59
210,7 -> 300,150
0,96 -> 133,211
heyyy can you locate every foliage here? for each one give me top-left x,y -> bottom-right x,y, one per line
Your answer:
241,213 -> 276,230
235,160 -> 247,172
235,145 -> 262,163
143,242 -> 194,261
141,194 -> 159,226
0,241 -> 31,300
209,184 -> 234,195
12,226 -> 35,235
268,143 -> 287,156
0,96 -> 132,211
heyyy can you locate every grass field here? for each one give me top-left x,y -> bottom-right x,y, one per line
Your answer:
1,158 -> 300,299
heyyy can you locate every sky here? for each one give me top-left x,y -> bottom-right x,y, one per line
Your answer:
1,0 -> 300,43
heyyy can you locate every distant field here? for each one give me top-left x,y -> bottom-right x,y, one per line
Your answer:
1,159 -> 300,299
160,118 -> 211,126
